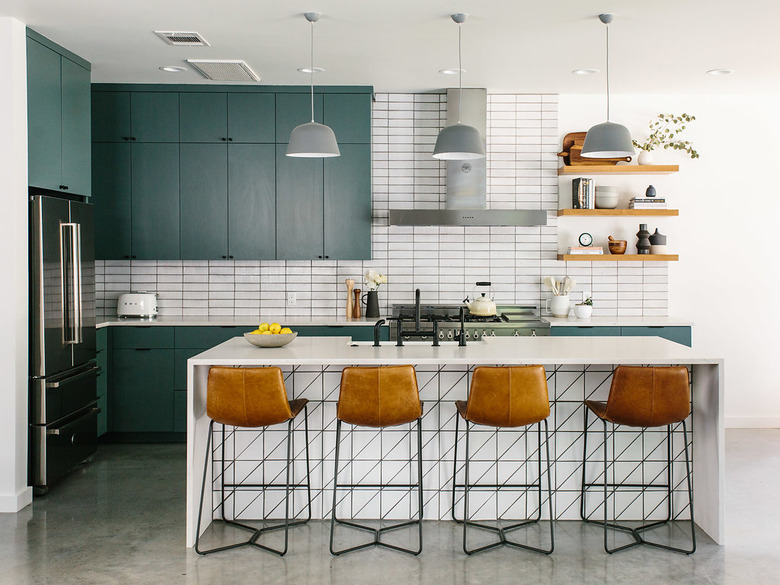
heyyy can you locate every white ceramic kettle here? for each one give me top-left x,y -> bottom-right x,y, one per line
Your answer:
465,282 -> 497,316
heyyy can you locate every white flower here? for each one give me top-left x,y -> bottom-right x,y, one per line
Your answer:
364,270 -> 387,290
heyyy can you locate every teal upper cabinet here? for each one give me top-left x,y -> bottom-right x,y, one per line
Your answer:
27,30 -> 91,196
228,93 -> 275,143
131,93 -> 179,142
93,143 -> 132,259
276,93 -> 323,142
92,92 -> 131,142
324,144 -> 371,260
228,143 -> 276,259
324,94 -> 371,144
180,93 -> 227,143
180,143 -> 228,259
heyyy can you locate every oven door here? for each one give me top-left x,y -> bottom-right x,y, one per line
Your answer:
30,404 -> 99,489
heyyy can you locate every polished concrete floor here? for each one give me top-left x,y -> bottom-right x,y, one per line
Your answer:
0,429 -> 777,585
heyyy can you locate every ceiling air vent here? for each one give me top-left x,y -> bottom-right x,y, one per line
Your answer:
186,59 -> 260,82
154,31 -> 210,46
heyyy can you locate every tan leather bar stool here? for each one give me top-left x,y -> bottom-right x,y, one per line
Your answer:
580,365 -> 695,554
196,366 -> 311,556
451,365 -> 554,555
330,365 -> 423,556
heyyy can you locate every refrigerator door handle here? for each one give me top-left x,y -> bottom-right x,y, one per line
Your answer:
59,222 -> 69,344
60,222 -> 82,345
72,222 -> 83,344
45,365 -> 100,389
46,407 -> 101,436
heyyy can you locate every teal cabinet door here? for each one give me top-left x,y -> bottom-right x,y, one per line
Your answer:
228,144 -> 276,259
180,92 -> 227,143
324,93 -> 371,144
131,92 -> 179,142
92,142 -> 132,259
551,326 -> 621,336
324,144 -> 371,260
275,144 -> 324,259
275,93 -> 323,143
621,326 -> 692,347
228,93 -> 275,143
27,38 -> 61,192
60,57 -> 91,196
110,348 -> 174,432
131,143 -> 180,259
180,143 -> 228,259
92,92 -> 131,142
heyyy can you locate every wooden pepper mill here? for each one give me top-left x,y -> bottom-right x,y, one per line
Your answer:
353,288 -> 362,319
345,279 -> 355,319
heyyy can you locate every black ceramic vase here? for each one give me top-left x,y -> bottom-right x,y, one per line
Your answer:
636,224 -> 651,254
364,290 -> 380,319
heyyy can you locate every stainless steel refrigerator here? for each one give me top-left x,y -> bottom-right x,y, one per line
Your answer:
29,194 -> 98,493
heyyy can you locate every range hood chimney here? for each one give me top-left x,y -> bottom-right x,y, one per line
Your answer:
388,88 -> 547,227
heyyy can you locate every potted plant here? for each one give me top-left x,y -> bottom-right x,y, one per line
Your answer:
574,296 -> 593,319
632,113 -> 699,165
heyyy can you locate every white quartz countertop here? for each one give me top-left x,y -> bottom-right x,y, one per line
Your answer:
96,316 -> 382,328
544,316 -> 693,327
190,335 -> 720,367
97,315 -> 692,328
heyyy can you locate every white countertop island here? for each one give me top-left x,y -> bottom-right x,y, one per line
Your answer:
186,336 -> 723,547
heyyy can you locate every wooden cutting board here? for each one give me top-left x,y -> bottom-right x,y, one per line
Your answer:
558,131 -> 632,166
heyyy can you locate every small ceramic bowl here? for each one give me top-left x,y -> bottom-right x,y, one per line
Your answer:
243,332 -> 298,348
608,240 -> 627,255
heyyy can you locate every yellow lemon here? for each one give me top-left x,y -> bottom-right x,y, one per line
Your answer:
258,323 -> 270,332
260,331 -> 272,335
280,327 -> 293,334
269,323 -> 282,334
250,329 -> 262,334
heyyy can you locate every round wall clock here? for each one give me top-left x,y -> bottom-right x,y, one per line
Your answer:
579,232 -> 593,247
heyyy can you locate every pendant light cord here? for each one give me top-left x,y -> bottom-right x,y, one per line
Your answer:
309,20 -> 315,123
605,22 -> 610,122
457,22 -> 463,124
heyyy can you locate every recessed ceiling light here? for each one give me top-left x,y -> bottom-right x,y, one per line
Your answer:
439,68 -> 465,75
159,66 -> 187,73
572,68 -> 600,75
707,68 -> 734,75
298,66 -> 325,74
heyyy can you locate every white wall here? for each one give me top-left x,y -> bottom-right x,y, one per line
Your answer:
0,17 -> 31,512
560,93 -> 780,428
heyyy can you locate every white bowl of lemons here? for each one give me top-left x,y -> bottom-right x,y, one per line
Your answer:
244,323 -> 297,348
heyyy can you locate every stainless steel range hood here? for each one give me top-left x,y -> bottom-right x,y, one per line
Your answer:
388,88 -> 547,228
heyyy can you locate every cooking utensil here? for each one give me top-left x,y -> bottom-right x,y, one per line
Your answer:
608,236 -> 627,255
464,281 -> 497,316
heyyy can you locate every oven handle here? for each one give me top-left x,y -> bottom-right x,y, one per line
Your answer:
45,365 -> 101,389
46,407 -> 100,436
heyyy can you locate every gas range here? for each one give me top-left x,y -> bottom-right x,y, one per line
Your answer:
390,303 -> 550,342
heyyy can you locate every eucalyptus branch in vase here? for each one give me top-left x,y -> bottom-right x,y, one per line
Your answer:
633,113 -> 699,164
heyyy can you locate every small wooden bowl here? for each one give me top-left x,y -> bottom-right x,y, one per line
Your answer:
608,239 -> 627,255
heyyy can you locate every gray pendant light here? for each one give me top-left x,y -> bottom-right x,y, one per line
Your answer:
581,14 -> 635,159
433,13 -> 486,160
286,12 -> 340,158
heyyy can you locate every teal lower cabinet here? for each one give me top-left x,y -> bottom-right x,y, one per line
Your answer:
96,328 -> 108,437
103,324 -> 387,441
551,325 -> 691,347
620,326 -> 692,347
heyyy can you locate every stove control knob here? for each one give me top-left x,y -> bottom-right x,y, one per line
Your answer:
465,331 -> 471,339
490,330 -> 496,337
439,332 -> 445,339
473,331 -> 480,340
513,330 -> 519,337
483,330 -> 488,338
447,331 -> 454,340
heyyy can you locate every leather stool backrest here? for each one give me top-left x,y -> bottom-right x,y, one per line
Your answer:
605,365 -> 690,427
207,366 -> 292,427
465,365 -> 550,428
338,365 -> 421,428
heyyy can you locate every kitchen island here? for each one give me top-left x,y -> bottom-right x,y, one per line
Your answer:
186,335 -> 723,547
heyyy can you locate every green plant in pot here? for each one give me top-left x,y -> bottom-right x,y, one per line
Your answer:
574,296 -> 593,319
633,113 -> 699,165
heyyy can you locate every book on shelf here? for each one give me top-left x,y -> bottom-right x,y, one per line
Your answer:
630,203 -> 668,209
629,197 -> 667,203
572,178 -> 594,209
567,246 -> 604,255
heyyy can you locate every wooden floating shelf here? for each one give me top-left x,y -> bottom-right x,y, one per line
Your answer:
558,254 -> 679,262
557,165 -> 679,176
557,209 -> 679,217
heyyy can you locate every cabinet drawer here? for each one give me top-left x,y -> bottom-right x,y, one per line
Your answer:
551,326 -> 621,337
112,327 -> 174,349
175,326 -> 245,349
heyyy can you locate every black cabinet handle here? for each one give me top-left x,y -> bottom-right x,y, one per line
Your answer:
59,185 -> 69,190
221,137 -> 227,141
132,137 -> 137,141
134,348 -> 152,352
124,255 -> 131,259
131,255 -> 137,259
228,138 -> 233,142
228,255 -> 234,259
325,255 -> 329,259
122,137 -> 131,141
221,255 -> 227,259
317,255 -> 323,259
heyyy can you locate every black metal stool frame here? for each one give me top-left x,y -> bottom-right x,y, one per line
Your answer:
195,405 -> 312,556
329,417 -> 424,556
451,416 -> 555,555
580,407 -> 696,554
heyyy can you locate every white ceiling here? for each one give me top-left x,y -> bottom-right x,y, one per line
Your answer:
2,0 -> 777,94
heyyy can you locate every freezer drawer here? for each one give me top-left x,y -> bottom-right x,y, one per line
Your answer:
30,363 -> 99,425
30,405 -> 98,489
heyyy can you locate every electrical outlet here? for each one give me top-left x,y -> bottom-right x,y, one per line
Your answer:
287,293 -> 297,306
